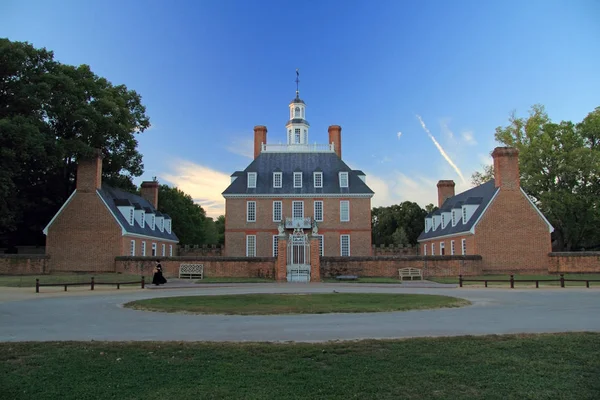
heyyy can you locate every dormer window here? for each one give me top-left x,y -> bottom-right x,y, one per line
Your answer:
432,216 -> 437,231
129,209 -> 134,226
339,172 -> 349,188
462,207 -> 467,224
247,172 -> 257,188
294,172 -> 302,188
425,218 -> 431,232
452,210 -> 457,227
441,214 -> 445,229
273,172 -> 282,188
141,212 -> 145,228
149,215 -> 155,230
314,172 -> 323,188
165,219 -> 171,234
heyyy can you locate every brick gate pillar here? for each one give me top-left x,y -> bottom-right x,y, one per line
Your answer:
276,236 -> 287,282
310,236 -> 321,282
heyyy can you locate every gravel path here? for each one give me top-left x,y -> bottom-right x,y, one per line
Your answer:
1,283 -> 598,342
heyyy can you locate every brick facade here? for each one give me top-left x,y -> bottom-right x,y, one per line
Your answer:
225,197 -> 372,257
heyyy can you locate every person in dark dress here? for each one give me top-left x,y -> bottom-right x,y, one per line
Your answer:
152,260 -> 167,285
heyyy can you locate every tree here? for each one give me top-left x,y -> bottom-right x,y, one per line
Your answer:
215,215 -> 225,245
0,39 -> 149,245
157,185 -> 215,245
471,164 -> 494,186
371,201 -> 428,246
473,104 -> 600,250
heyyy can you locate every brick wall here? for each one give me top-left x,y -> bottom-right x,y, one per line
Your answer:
46,191 -> 122,272
0,255 -> 49,275
115,256 -> 276,278
549,252 -> 600,273
476,189 -> 551,272
225,197 -> 372,256
320,255 -> 483,278
372,244 -> 418,256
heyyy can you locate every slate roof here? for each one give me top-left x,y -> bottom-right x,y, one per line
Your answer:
222,152 -> 374,196
418,180 -> 498,241
98,184 -> 179,242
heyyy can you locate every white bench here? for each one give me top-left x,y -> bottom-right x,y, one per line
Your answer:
179,264 -> 204,279
398,267 -> 423,281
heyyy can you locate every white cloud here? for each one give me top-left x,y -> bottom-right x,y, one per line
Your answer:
397,131 -> 403,139
462,131 -> 477,145
440,119 -> 454,140
160,159 -> 230,218
416,115 -> 467,184
366,170 -> 438,208
225,137 -> 254,159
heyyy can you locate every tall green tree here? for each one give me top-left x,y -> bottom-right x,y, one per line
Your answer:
473,105 -> 600,250
371,201 -> 427,246
215,215 -> 225,245
0,39 -> 149,245
157,185 -> 216,245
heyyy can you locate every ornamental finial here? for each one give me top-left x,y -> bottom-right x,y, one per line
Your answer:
295,68 -> 300,97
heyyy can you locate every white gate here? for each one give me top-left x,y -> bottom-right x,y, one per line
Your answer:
287,229 -> 310,283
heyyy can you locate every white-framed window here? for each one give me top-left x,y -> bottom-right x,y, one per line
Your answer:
129,209 -> 134,226
292,201 -> 304,219
141,212 -> 145,228
273,201 -> 282,222
462,239 -> 467,255
317,235 -> 324,256
462,207 -> 467,224
295,107 -> 300,118
340,200 -> 349,222
425,219 -> 430,232
294,172 -> 302,188
303,129 -> 307,143
130,240 -> 135,256
169,245 -> 173,257
440,242 -> 445,255
314,172 -> 323,188
141,241 -> 146,256
431,243 -> 435,256
423,244 -> 427,255
246,235 -> 256,257
273,172 -> 282,188
451,240 -> 455,255
339,172 -> 349,188
314,201 -> 323,222
162,244 -> 165,256
441,214 -> 445,229
340,234 -> 350,256
452,210 -> 457,227
159,218 -> 164,232
150,215 -> 155,230
152,243 -> 157,256
165,219 -> 171,234
273,235 -> 279,257
247,201 -> 256,222
294,128 -> 301,143
247,172 -> 257,188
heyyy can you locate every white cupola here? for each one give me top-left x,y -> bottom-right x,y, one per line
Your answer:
286,69 -> 310,145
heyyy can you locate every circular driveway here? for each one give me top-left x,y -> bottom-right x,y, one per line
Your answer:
1,284 -> 599,342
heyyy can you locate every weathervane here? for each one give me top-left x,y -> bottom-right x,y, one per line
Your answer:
295,68 -> 300,97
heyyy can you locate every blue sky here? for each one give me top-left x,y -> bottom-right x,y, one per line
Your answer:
2,0 -> 599,217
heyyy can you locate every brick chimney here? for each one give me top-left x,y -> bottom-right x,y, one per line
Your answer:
492,147 -> 520,190
76,149 -> 103,193
253,125 -> 267,159
141,180 -> 159,209
437,180 -> 455,207
328,125 -> 342,158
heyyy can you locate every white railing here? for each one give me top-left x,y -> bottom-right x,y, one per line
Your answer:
261,143 -> 335,153
285,217 -> 312,229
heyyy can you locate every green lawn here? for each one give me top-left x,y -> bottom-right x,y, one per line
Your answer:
322,277 -> 405,284
197,277 -> 275,283
1,333 -> 599,400
430,274 -> 600,287
124,293 -> 469,315
0,273 -> 143,287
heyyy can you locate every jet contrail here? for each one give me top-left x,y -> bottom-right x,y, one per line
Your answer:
416,115 -> 467,184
